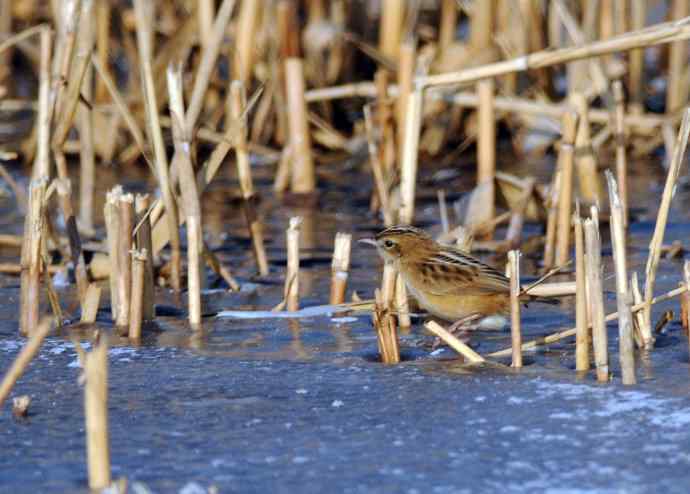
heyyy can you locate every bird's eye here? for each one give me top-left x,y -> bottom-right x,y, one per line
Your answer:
383,239 -> 395,249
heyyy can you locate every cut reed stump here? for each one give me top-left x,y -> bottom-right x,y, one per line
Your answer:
134,194 -> 155,321
508,250 -> 522,368
285,217 -> 302,312
329,233 -> 352,305
574,214 -> 590,373
129,249 -> 147,342
104,187 -> 122,321
373,289 -> 400,364
83,335 -> 111,490
555,110 -> 579,266
116,194 -> 134,331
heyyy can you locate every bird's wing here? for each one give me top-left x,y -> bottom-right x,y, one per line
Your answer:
412,248 -> 510,296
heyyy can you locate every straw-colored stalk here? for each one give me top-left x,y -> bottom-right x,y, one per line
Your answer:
285,217 -> 302,312
231,80 -> 269,276
606,171 -> 636,385
683,261 -> 690,332
233,0 -> 260,83
380,262 -> 397,307
379,0 -> 404,62
542,169 -> 561,270
93,0 -> 111,102
523,281 -> 576,298
0,318 -> 51,407
571,93 -> 602,205
612,81 -> 629,227
20,179 -> 47,336
631,272 -> 649,348
167,65 -> 204,329
395,273 -> 411,329
32,28 -> 52,181
418,16 -> 690,89
555,110 -> 579,265
667,0 -> 689,113
198,0 -> 214,50
363,104 -> 394,225
128,249 -> 147,341
470,0 -> 493,50
374,70 -> 396,175
505,178 -> 535,249
396,39 -> 415,155
508,250 -> 522,368
55,179 -> 89,299
51,0 -> 82,124
116,194 -> 134,330
134,195 -> 155,321
133,0 -> 181,292
84,336 -> 111,490
424,321 -> 485,363
104,187 -> 122,321
373,289 -> 400,364
80,284 -> 101,324
77,0 -> 95,233
489,284 -> 688,358
574,214 -> 589,372
628,1 -> 646,111
329,233 -> 352,305
438,0 -> 457,49
285,58 -> 316,194
398,88 -> 423,224
643,110 -> 690,343
475,78 -> 496,237
583,210 -> 608,383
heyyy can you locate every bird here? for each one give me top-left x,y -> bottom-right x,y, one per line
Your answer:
360,225 -> 551,332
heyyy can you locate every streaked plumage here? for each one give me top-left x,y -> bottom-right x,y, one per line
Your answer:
364,225 -> 511,322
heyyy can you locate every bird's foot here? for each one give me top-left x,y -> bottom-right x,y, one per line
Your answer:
430,313 -> 483,350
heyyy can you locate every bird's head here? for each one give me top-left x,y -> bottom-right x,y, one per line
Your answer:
359,226 -> 433,264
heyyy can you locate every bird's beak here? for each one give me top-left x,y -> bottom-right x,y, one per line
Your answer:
358,238 -> 378,247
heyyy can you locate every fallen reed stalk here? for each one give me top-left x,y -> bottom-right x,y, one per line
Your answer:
418,16 -> 690,88
285,217 -> 302,312
574,214 -> 589,372
424,321 -> 485,364
0,318 -> 51,408
643,109 -> 690,342
508,250 -> 522,368
83,335 -> 111,490
231,80 -> 269,276
555,110 -> 578,265
607,171 -> 635,385
329,233 -> 352,305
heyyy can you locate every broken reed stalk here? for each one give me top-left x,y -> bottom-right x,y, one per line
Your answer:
19,179 -> 47,336
55,179 -> 89,300
373,289 -> 400,364
508,250 -> 522,368
104,187 -> 122,321
555,110 -> 579,265
363,104 -> 393,225
134,195 -> 155,321
84,336 -> 111,491
133,0 -> 181,291
418,16 -> 690,88
231,80 -> 269,276
398,87 -> 423,224
574,213 -> 589,372
667,0 -> 689,113
424,321 -> 485,364
116,194 -> 134,330
128,249 -> 147,342
571,92 -> 602,205
285,58 -> 316,194
643,110 -> 690,339
166,64 -> 204,329
0,318 -> 51,408
606,171 -> 636,385
583,208 -> 609,383
475,78 -> 496,237
612,81 -> 629,227
329,233 -> 352,305
542,168 -> 561,270
285,217 -> 302,312
379,0 -> 404,62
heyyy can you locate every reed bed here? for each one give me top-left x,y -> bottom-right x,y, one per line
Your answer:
1,1 -> 690,487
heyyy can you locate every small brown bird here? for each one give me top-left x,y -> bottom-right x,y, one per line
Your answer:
361,225 -> 539,330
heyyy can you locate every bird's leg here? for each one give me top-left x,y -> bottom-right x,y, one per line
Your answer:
429,313 -> 484,350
